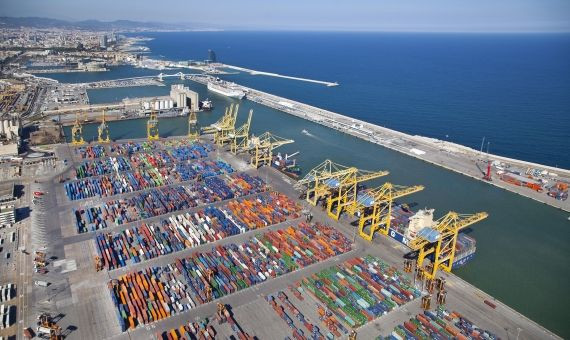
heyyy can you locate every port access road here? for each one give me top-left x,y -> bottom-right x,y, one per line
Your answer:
188,75 -> 570,213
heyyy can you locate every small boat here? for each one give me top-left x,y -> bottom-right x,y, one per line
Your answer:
199,99 -> 213,111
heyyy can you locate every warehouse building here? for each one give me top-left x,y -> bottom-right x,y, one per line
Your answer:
170,84 -> 199,112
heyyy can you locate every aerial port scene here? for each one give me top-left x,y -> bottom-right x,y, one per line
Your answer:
0,1 -> 569,340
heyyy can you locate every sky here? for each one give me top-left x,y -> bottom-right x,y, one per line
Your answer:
1,0 -> 569,32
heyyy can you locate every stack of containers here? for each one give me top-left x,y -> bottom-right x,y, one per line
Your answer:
128,151 -> 174,169
158,320 -> 216,340
72,174 -> 267,233
266,291 -> 325,340
301,255 -> 421,328
75,145 -> 107,159
75,157 -> 132,179
64,159 -> 237,201
111,141 -> 159,155
95,193 -> 302,270
389,204 -> 414,235
74,206 -> 107,233
385,307 -> 499,340
108,223 -> 352,329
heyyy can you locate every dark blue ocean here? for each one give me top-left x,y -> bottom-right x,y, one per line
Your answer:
140,31 -> 570,169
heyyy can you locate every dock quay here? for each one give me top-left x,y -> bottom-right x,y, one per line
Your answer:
16,135 -> 559,340
188,75 -> 570,213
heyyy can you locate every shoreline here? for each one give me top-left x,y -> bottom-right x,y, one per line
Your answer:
188,74 -> 570,213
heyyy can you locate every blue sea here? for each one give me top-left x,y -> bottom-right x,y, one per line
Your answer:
140,31 -> 570,169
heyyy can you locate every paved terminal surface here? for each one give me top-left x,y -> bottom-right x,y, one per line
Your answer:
189,75 -> 570,213
16,136 -> 560,340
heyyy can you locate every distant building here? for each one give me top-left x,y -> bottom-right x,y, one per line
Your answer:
170,84 -> 199,112
99,35 -> 107,49
208,49 -> 217,63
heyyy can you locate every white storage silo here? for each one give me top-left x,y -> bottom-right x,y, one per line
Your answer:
0,121 -> 5,136
168,100 -> 173,109
154,101 -> 160,110
143,102 -> 150,110
3,120 -> 9,135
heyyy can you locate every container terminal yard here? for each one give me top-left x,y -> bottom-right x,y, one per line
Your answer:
5,99 -> 560,340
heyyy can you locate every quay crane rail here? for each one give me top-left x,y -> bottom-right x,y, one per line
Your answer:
71,112 -> 85,145
356,183 -> 425,241
408,211 -> 488,279
188,110 -> 199,140
235,131 -> 294,168
97,110 -> 110,143
326,168 -> 389,220
230,109 -> 253,154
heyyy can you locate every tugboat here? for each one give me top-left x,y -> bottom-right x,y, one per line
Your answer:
199,99 -> 213,111
272,152 -> 302,179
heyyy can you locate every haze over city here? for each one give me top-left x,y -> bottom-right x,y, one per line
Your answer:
1,0 -> 570,32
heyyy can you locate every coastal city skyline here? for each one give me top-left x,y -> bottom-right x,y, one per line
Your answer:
1,0 -> 570,32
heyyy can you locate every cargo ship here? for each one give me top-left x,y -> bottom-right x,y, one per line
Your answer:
207,80 -> 246,99
272,152 -> 301,179
388,204 -> 476,268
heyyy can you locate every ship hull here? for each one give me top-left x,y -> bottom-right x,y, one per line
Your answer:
387,227 -> 475,269
207,83 -> 245,99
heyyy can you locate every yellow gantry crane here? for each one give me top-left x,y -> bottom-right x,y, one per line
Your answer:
188,110 -> 199,141
355,183 -> 425,241
230,109 -> 253,154
71,112 -> 85,145
408,212 -> 488,279
147,109 -> 159,141
295,160 -> 388,210
295,160 -> 356,206
326,168 -> 389,220
97,110 -> 110,143
235,131 -> 294,168
202,104 -> 239,146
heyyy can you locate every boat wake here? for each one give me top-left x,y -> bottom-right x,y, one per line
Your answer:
301,129 -> 314,137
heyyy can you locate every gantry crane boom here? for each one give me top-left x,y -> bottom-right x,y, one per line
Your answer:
295,160 -> 357,206
214,103 -> 239,146
326,168 -> 390,220
237,131 -> 294,168
202,105 -> 231,134
71,112 -> 85,145
98,110 -> 110,143
356,183 -> 425,241
230,109 -> 253,154
408,211 -> 488,279
202,104 -> 239,146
